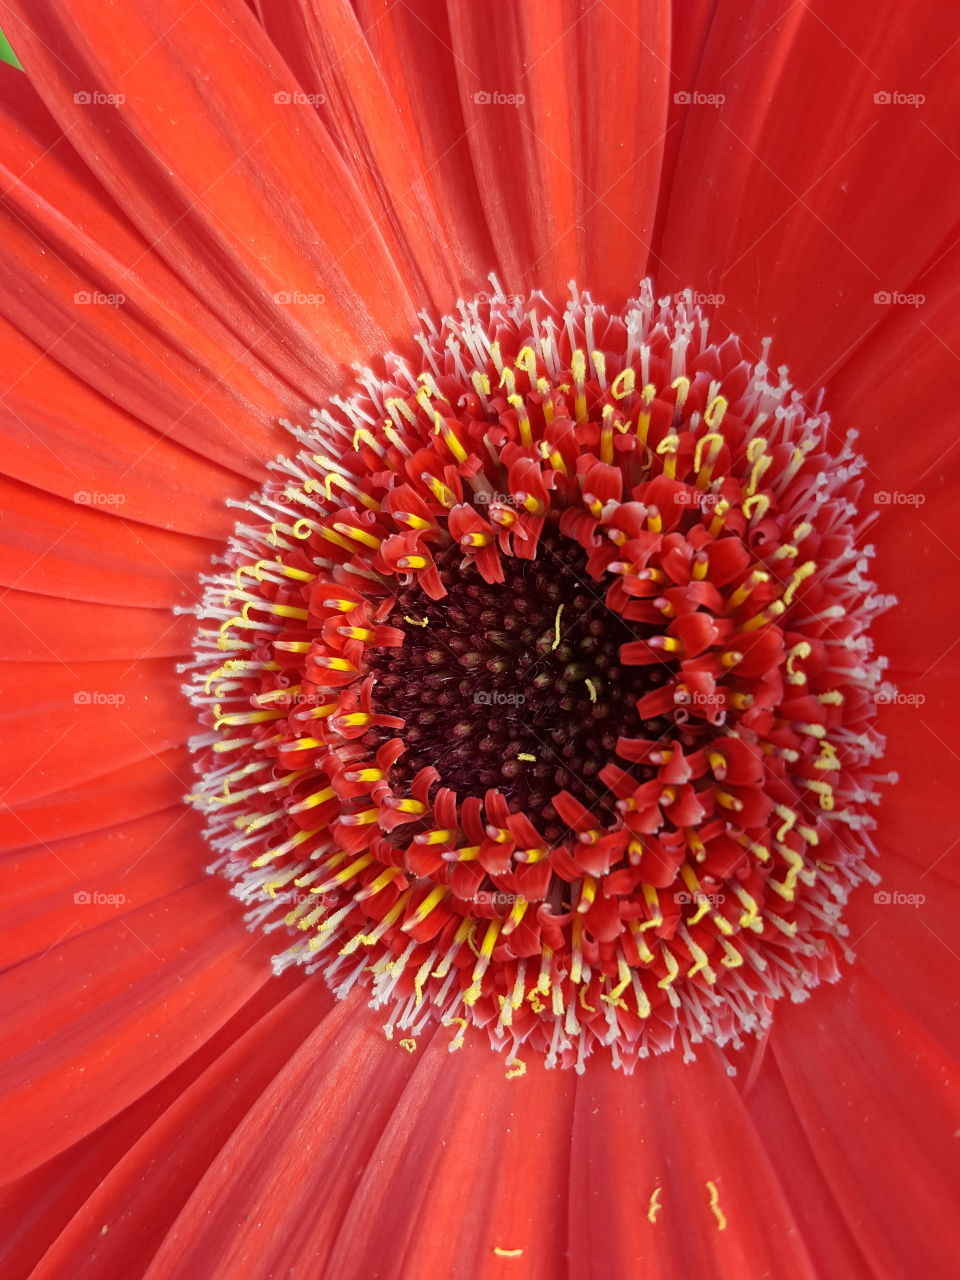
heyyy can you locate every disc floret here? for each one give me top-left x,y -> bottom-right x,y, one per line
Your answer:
185,281 -> 892,1072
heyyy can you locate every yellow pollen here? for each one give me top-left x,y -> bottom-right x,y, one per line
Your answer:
647,1188 -> 663,1224
551,603 -> 565,650
611,367 -> 636,399
706,1181 -> 727,1231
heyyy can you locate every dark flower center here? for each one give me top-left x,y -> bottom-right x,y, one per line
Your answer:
369,521 -> 665,834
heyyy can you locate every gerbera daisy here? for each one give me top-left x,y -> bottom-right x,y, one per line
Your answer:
1,2 -> 957,1278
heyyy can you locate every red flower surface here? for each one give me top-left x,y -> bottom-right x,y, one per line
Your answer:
0,2 -> 958,1278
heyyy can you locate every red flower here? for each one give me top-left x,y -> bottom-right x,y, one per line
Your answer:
0,3 -> 958,1278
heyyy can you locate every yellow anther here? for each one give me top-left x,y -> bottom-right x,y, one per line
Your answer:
657,946 -> 680,988
636,383 -> 657,443
786,641 -> 812,684
517,752 -> 536,762
742,493 -> 770,522
708,499 -> 730,537
384,395 -> 417,426
733,886 -> 762,930
505,1059 -> 527,1080
741,599 -> 785,631
782,560 -> 816,606
611,367 -> 636,399
424,475 -> 456,507
693,431 -> 725,478
655,432 -> 681,480
551,603 -> 565,650
288,786 -> 335,813
514,345 -> 538,379
703,394 -> 728,429
686,937 -> 717,983
706,1182 -> 727,1232
641,882 -> 663,930
402,885 -> 449,930
571,350 -> 588,423
647,1188 -> 663,1224
399,1038 -> 417,1053
806,779 -> 835,810
332,521 -> 381,550
584,677 -> 598,703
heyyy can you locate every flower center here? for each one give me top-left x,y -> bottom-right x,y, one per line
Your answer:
185,281 -> 892,1073
368,526 -> 662,829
